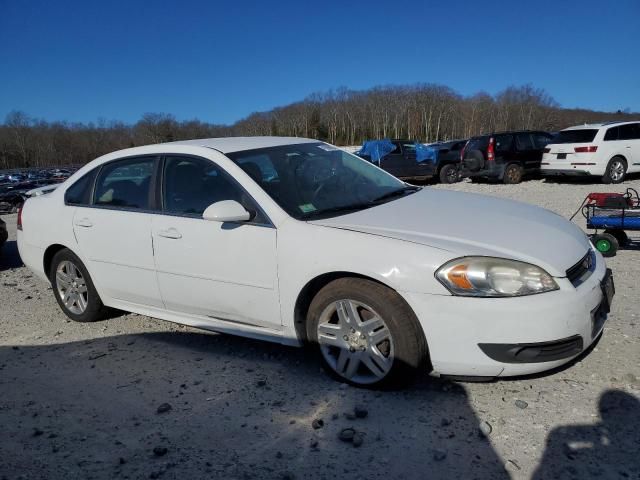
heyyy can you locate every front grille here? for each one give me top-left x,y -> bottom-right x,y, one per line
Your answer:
566,250 -> 595,287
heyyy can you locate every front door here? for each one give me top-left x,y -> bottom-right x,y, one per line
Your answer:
72,155 -> 163,308
151,155 -> 281,330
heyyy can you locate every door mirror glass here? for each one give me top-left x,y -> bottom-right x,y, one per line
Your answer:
202,200 -> 251,223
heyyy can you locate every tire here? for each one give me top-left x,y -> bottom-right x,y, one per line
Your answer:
50,248 -> 109,322
604,229 -> 629,247
306,278 -> 428,388
503,163 -> 524,184
592,233 -> 619,257
438,163 -> 460,184
602,156 -> 627,184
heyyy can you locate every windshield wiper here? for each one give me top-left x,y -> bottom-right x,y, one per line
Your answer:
302,203 -> 377,220
371,185 -> 421,203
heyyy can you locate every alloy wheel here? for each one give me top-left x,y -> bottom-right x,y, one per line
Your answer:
56,260 -> 88,315
610,161 -> 625,182
316,299 -> 395,385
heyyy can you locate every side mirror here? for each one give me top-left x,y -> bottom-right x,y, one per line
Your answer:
202,200 -> 251,223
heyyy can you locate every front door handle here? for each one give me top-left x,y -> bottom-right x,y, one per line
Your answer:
74,218 -> 93,228
157,228 -> 182,239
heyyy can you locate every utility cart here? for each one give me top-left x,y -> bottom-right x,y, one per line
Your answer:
572,188 -> 640,257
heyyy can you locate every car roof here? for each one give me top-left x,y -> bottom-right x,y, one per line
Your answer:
166,136 -> 319,153
562,121 -> 639,130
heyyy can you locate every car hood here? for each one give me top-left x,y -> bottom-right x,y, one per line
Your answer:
310,188 -> 591,276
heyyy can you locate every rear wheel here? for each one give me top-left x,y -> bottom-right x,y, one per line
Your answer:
592,233 -> 619,257
602,157 -> 627,184
438,163 -> 460,184
503,164 -> 524,184
50,248 -> 109,322
306,278 -> 428,388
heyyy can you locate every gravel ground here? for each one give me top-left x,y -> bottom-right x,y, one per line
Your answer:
1,176 -> 639,480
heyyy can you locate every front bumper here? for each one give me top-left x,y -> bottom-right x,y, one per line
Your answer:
402,252 -> 610,378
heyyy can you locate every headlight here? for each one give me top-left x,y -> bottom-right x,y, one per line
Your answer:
436,257 -> 559,297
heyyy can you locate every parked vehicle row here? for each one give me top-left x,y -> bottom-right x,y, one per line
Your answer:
355,120 -> 639,184
17,136 -> 613,388
0,168 -> 73,213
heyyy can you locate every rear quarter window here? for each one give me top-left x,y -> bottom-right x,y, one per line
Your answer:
64,168 -> 98,206
604,127 -> 619,141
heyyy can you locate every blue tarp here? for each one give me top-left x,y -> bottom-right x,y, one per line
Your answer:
415,143 -> 437,163
358,140 -> 397,164
358,139 -> 436,164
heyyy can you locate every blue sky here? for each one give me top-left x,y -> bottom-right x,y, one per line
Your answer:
1,0 -> 639,125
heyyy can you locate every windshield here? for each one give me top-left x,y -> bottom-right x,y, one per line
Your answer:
226,142 -> 412,220
554,129 -> 598,144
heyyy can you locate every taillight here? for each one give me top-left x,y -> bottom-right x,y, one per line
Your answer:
574,146 -> 598,153
487,137 -> 495,162
543,148 -> 551,153
17,204 -> 23,231
460,141 -> 468,161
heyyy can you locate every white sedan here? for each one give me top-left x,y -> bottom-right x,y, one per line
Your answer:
17,137 -> 614,387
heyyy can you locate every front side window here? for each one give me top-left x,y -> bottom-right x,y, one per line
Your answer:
94,157 -> 155,209
162,156 -> 263,221
226,143 -> 410,220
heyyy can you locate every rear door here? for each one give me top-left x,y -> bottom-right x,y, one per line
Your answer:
619,123 -> 640,172
514,133 -> 540,170
72,155 -> 163,308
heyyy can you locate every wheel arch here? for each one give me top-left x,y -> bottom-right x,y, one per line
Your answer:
292,271 -> 429,352
43,243 -> 72,280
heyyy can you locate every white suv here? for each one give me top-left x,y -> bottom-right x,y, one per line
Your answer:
541,121 -> 640,183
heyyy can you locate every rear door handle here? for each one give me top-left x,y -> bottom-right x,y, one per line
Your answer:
157,228 -> 182,239
74,218 -> 93,228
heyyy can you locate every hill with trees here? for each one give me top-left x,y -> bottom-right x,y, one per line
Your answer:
1,83 -> 636,169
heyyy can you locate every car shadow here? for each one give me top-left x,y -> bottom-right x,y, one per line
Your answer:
532,389 -> 640,479
0,240 -> 23,270
0,331 -> 510,479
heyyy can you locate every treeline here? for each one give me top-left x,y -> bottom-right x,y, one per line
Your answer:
1,84 -> 637,169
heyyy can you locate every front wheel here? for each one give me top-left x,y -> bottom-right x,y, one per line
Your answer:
306,278 -> 428,388
592,233 -> 619,257
602,157 -> 627,184
439,163 -> 460,184
50,248 -> 109,322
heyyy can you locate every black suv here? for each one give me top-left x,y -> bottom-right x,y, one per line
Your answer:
460,131 -> 554,184
357,139 -> 463,183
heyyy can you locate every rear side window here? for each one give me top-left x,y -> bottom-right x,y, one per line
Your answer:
604,127 -> 619,141
64,168 -> 98,206
94,157 -> 156,209
494,134 -> 513,152
618,123 -> 640,140
515,133 -> 534,151
555,129 -> 598,143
